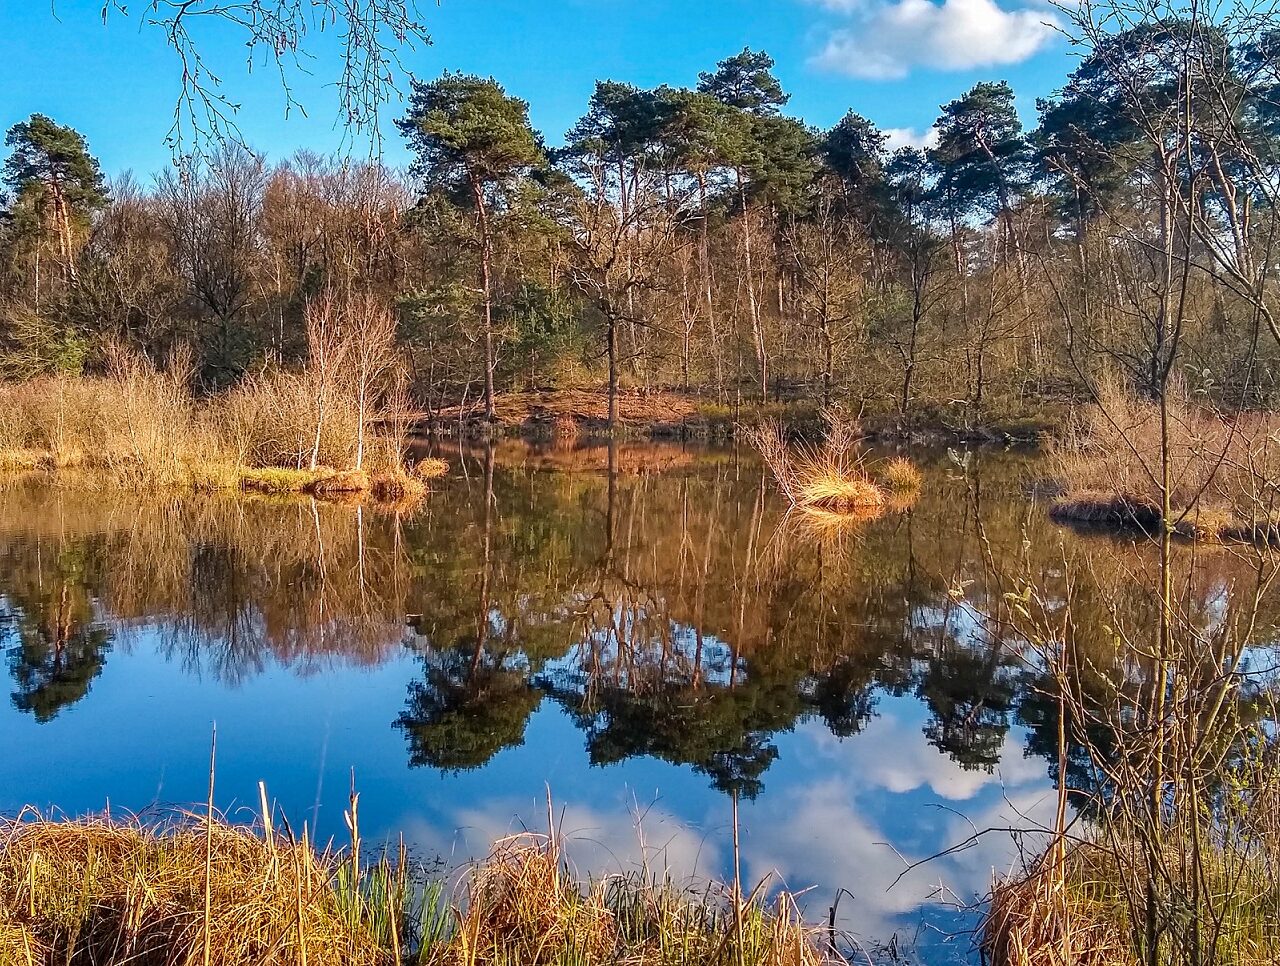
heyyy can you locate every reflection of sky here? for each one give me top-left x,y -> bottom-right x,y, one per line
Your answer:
0,627 -> 1056,964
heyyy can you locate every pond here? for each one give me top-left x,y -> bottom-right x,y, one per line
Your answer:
0,442 -> 1172,963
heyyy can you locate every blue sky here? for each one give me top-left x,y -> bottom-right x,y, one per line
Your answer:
0,0 -> 1078,178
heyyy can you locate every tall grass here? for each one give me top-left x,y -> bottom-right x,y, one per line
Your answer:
742,411 -> 893,515
0,810 -> 829,966
1048,380 -> 1280,540
0,811 -> 390,966
0,293 -> 442,502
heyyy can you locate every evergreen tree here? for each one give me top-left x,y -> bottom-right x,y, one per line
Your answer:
697,48 -> 789,116
929,81 -> 1030,258
3,115 -> 107,284
399,74 -> 547,421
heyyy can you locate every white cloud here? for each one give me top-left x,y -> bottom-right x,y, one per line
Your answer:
883,126 -> 939,151
737,721 -> 1062,944
812,0 -> 1059,80
378,708 -> 1062,951
393,795 -> 723,885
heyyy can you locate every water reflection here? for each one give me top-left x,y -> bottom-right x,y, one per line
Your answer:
2,445 -> 1278,960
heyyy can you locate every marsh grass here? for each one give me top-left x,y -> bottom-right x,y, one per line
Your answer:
984,835 -> 1280,966
875,456 -> 923,494
983,847 -> 1134,966
0,811 -> 391,966
743,411 -> 889,515
413,458 -> 450,480
451,834 -> 824,966
0,356 -> 435,506
0,811 -> 828,966
0,294 -> 433,505
1048,381 -> 1280,542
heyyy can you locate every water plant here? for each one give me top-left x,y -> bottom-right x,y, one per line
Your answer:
742,410 -> 887,515
1047,380 -> 1280,543
0,301 -> 440,507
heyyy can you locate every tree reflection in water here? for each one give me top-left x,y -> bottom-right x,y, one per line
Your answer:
2,443 -> 1278,804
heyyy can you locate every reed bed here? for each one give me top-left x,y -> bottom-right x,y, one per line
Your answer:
984,837 -> 1280,966
983,847 -> 1135,966
0,366 -> 440,507
0,812 -> 391,966
1048,381 -> 1280,542
0,811 -> 829,966
0,295 -> 440,506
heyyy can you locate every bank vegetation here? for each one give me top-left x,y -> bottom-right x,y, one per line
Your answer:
0,291 -> 445,502
0,805 -> 827,966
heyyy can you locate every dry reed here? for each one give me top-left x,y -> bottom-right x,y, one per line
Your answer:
0,295 -> 422,505
0,812 -> 829,966
411,457 -> 450,481
743,411 -> 890,515
1048,380 -> 1280,542
452,834 -> 824,966
983,847 -> 1134,966
0,812 -> 391,966
876,456 -> 922,493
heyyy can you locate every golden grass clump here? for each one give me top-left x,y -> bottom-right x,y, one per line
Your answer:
552,414 -> 580,440
457,836 -> 616,965
453,836 -> 824,966
309,470 -> 371,496
742,411 -> 889,516
0,911 -> 47,964
0,814 -> 391,966
238,467 -> 329,494
412,457 -> 450,480
983,849 -> 1135,966
1172,503 -> 1237,542
370,469 -> 427,503
0,448 -> 50,473
877,456 -> 922,493
796,472 -> 885,513
0,805 -> 828,966
984,831 -> 1280,966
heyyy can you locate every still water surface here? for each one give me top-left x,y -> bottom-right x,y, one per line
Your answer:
0,445 -> 1125,962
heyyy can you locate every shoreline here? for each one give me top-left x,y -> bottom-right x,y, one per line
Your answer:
0,458 -> 448,506
413,388 -> 1060,447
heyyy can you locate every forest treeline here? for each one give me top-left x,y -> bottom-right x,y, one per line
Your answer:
5,13 -> 1280,428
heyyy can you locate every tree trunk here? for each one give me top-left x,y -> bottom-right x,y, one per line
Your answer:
471,175 -> 497,422
607,302 -> 619,432
737,172 -> 767,400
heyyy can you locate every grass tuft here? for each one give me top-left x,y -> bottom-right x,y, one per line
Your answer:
877,456 -> 922,493
796,472 -> 885,513
0,809 -> 827,966
370,469 -> 426,503
411,457 -> 449,481
308,470 -> 371,496
743,411 -> 893,516
0,813 -> 390,966
983,848 -> 1134,966
1047,380 -> 1280,543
